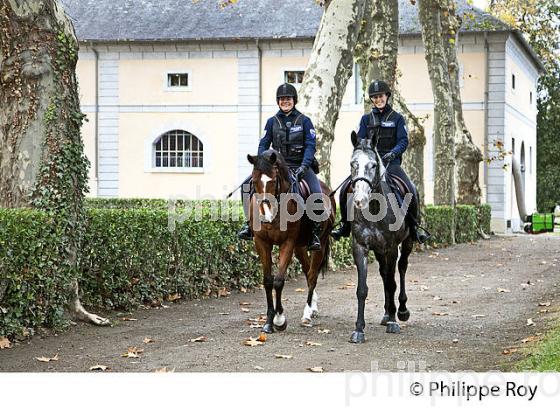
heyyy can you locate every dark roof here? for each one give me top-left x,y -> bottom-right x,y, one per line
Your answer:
61,0 -> 509,42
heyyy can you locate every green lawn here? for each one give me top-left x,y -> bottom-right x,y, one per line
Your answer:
517,326 -> 560,371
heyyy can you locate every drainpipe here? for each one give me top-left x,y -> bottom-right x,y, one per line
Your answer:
256,39 -> 262,132
483,32 -> 489,199
90,42 -> 99,191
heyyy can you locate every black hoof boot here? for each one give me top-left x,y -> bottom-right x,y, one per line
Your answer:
398,309 -> 410,322
380,314 -> 391,325
237,222 -> 253,241
386,322 -> 401,334
331,221 -> 351,241
350,331 -> 365,343
262,323 -> 274,334
273,317 -> 288,332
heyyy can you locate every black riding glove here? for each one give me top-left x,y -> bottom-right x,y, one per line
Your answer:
382,151 -> 396,163
294,165 -> 308,181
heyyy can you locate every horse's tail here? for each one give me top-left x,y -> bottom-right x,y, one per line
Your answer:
319,236 -> 331,278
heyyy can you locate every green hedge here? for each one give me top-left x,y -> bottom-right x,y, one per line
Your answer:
0,200 -> 492,338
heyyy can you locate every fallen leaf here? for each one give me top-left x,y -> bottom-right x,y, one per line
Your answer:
338,282 -> 355,290
244,338 -> 264,347
143,337 -> 155,344
254,366 -> 264,371
527,318 -> 535,326
538,302 -> 551,307
305,341 -> 322,347
431,312 -> 449,316
167,293 -> 182,302
257,333 -> 267,343
317,329 -> 330,334
295,288 -> 306,292
189,336 -> 208,343
275,354 -> 293,359
521,336 -> 540,344
472,314 -> 486,319
241,308 -> 250,313
122,347 -> 144,358
452,339 -> 459,344
240,287 -> 248,293
538,309 -> 550,314
307,366 -> 324,373
502,348 -> 518,355
239,302 -> 251,306
218,312 -> 230,315
433,296 -> 442,301
89,364 -> 108,371
218,288 -> 230,297
35,354 -> 59,362
0,337 -> 11,349
497,288 -> 511,293
420,285 -> 429,291
155,367 -> 175,373
121,317 -> 137,321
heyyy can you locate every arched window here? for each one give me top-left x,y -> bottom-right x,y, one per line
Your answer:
154,130 -> 203,168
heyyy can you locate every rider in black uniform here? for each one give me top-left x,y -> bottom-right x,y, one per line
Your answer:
330,80 -> 429,244
237,83 -> 323,251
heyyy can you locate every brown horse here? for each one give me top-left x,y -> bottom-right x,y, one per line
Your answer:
247,149 -> 336,333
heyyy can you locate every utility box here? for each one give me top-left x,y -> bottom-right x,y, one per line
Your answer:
524,213 -> 555,234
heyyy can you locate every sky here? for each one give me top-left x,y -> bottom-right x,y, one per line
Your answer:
471,0 -> 490,10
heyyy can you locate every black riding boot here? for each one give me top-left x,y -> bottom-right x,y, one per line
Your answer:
408,217 -> 430,244
331,221 -> 351,240
308,221 -> 322,251
237,221 -> 253,240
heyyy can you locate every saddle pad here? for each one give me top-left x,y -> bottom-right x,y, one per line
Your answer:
387,174 -> 410,206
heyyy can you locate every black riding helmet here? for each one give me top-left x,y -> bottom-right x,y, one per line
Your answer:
276,83 -> 298,105
368,80 -> 391,98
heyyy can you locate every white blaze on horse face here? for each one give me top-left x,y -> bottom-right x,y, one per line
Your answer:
259,174 -> 274,222
352,151 -> 373,209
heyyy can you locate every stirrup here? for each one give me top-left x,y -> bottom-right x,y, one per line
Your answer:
237,223 -> 253,240
308,236 -> 321,251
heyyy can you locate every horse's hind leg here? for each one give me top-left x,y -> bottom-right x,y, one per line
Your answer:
299,246 -> 322,326
350,242 -> 368,343
295,247 -> 317,326
255,239 -> 275,334
397,237 -> 414,322
273,240 -> 295,331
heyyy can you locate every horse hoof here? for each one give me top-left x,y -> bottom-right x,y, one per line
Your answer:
386,322 -> 401,334
274,319 -> 288,332
380,314 -> 391,325
398,309 -> 410,322
311,309 -> 319,318
262,323 -> 274,334
350,331 -> 365,343
300,318 -> 312,327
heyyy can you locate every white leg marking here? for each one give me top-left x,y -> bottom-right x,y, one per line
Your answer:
301,304 -> 314,326
273,312 -> 286,327
311,290 -> 319,317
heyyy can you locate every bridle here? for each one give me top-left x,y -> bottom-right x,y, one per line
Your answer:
350,150 -> 386,194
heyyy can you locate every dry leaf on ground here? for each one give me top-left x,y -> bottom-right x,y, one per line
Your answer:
275,354 -> 293,359
121,317 -> 137,321
167,293 -> 182,302
257,333 -> 267,343
189,336 -> 208,343
305,341 -> 322,347
155,367 -> 175,373
295,288 -> 306,292
521,335 -> 540,343
502,348 -> 518,355
244,338 -> 264,347
538,302 -> 551,307
472,314 -> 486,319
527,318 -> 535,326
35,354 -> 59,362
240,302 -> 251,306
241,308 -> 250,313
0,337 -> 11,349
89,364 -> 108,371
218,288 -> 230,297
497,288 -> 511,293
143,337 -> 155,344
307,367 -> 324,373
432,312 -> 449,316
317,329 -> 330,334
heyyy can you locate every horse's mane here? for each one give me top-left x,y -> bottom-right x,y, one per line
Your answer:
256,149 -> 291,182
354,138 -> 376,156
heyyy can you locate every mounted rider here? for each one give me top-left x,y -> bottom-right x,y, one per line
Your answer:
331,80 -> 430,244
237,83 -> 323,251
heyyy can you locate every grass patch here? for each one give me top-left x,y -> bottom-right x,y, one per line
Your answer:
517,326 -> 560,371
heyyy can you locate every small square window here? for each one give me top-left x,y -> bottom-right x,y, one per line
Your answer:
168,73 -> 189,87
284,70 -> 304,84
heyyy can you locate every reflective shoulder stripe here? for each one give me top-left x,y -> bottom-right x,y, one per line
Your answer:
274,115 -> 283,129
294,114 -> 304,126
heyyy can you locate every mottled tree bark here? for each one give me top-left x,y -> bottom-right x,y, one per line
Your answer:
0,0 -> 108,325
440,1 -> 483,205
418,0 -> 456,209
355,0 -> 426,205
298,0 -> 366,185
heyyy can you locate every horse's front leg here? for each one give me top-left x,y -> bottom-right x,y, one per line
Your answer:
294,246 -> 317,326
255,238 -> 275,334
350,240 -> 369,343
273,240 -> 295,331
397,237 -> 414,322
382,248 -> 400,334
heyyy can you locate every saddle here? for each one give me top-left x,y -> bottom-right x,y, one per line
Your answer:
288,171 -> 312,200
387,174 -> 413,207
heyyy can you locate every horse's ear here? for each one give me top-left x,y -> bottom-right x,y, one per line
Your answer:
269,152 -> 277,164
247,154 -> 256,165
371,132 -> 379,150
351,131 -> 358,148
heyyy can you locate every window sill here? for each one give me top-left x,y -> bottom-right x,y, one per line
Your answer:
147,167 -> 204,174
164,87 -> 192,92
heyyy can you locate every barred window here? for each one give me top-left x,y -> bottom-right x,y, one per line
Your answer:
284,70 -> 304,85
154,130 -> 203,168
168,73 -> 189,87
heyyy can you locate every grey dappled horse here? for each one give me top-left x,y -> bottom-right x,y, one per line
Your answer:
348,131 -> 414,342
